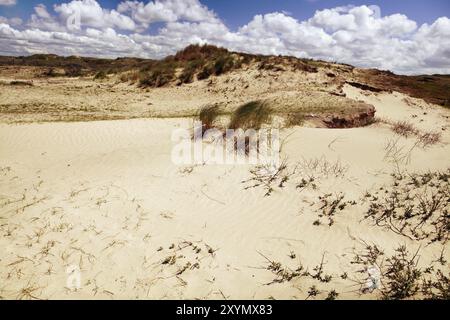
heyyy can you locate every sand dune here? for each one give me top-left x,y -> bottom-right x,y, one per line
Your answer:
0,82 -> 449,299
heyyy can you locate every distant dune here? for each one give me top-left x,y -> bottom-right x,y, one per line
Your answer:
0,45 -> 449,300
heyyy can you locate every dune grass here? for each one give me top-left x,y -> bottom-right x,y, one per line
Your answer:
229,101 -> 273,130
199,105 -> 221,133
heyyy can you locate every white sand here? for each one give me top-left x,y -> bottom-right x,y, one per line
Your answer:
0,86 -> 449,300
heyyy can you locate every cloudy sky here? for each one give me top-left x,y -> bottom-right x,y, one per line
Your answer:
0,0 -> 449,75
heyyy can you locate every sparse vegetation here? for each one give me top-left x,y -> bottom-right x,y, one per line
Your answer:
364,170 -> 450,243
350,242 -> 449,300
392,121 -> 417,138
382,119 -> 442,150
314,193 -> 356,226
139,62 -> 176,87
285,112 -> 305,127
199,105 -> 221,134
94,71 -> 107,80
296,157 -> 349,178
229,101 -> 272,130
243,158 -> 290,197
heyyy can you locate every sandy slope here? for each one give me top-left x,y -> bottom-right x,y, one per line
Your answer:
0,85 -> 449,300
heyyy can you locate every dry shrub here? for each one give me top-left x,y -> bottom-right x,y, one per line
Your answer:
139,63 -> 175,88
297,156 -> 349,178
119,70 -> 139,83
392,121 -> 418,137
314,193 -> 355,227
418,131 -> 441,148
384,119 -> 441,149
351,243 -> 449,300
422,270 -> 450,300
243,158 -> 290,197
351,243 -> 418,299
364,170 -> 450,243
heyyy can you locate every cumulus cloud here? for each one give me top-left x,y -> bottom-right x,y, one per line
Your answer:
54,0 -> 136,31
0,0 -> 16,6
0,16 -> 22,26
0,0 -> 449,75
117,0 -> 218,27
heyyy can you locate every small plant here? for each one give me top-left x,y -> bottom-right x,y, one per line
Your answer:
259,252 -> 305,284
243,158 -> 290,197
296,157 -> 349,178
418,131 -> 441,148
325,290 -> 339,300
381,246 -> 422,300
315,193 -> 351,226
119,70 -> 139,83
392,121 -> 418,137
306,286 -> 320,300
310,253 -> 333,283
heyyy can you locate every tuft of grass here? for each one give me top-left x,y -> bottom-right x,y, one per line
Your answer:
285,112 -> 305,127
418,131 -> 441,148
392,121 -> 418,137
119,70 -> 139,83
229,101 -> 272,130
199,105 -> 221,133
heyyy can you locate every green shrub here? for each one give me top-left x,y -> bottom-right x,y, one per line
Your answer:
139,64 -> 175,88
197,64 -> 214,80
179,59 -> 205,84
213,55 -> 235,76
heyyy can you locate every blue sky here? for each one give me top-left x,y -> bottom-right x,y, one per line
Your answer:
1,0 -> 449,30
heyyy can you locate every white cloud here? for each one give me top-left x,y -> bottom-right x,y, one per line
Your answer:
0,1 -> 449,75
117,0 -> 218,28
54,0 -> 136,31
0,16 -> 22,26
0,0 -> 16,6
